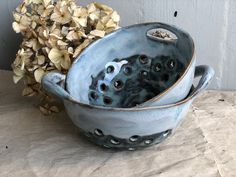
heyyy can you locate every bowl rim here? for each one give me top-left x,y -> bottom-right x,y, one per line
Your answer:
65,86 -> 197,112
66,22 -> 196,111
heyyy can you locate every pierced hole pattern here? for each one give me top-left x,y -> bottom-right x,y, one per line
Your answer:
94,129 -> 104,137
89,54 -> 182,108
139,55 -> 149,64
89,91 -> 98,100
100,83 -> 108,92
103,96 -> 113,105
154,63 -> 162,72
113,80 -> 124,90
106,65 -> 115,74
87,129 -> 172,150
129,135 -> 140,142
123,66 -> 132,75
110,138 -> 120,145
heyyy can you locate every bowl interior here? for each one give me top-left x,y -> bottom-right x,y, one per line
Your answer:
67,23 -> 194,106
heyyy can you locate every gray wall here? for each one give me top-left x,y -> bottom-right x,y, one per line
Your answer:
1,0 -> 236,90
0,0 -> 22,70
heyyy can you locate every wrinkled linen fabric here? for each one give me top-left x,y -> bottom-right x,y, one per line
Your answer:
0,70 -> 235,177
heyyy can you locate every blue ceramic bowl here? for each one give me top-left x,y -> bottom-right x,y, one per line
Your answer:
65,22 -> 196,108
42,65 -> 214,150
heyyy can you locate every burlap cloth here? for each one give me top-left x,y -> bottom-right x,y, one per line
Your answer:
0,70 -> 235,177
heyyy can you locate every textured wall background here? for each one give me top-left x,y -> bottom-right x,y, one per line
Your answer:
0,0 -> 235,90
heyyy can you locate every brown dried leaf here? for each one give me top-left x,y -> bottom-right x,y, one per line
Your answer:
13,75 -> 23,84
50,106 -> 59,113
73,39 -> 90,58
22,86 -> 35,96
39,105 -> 50,115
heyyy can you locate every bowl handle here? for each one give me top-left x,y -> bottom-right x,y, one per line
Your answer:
192,65 -> 215,97
146,27 -> 178,43
42,72 -> 72,100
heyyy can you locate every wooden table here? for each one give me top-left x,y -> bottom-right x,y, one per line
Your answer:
0,70 -> 235,177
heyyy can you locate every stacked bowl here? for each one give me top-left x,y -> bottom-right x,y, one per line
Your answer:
42,22 -> 214,150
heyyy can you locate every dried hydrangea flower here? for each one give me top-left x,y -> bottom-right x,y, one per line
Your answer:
11,0 -> 120,115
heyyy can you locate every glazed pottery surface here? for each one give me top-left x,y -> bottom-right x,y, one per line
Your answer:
42,65 -> 214,150
66,22 -> 196,107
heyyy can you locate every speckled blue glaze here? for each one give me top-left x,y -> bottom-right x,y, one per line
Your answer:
42,65 -> 214,149
66,22 -> 195,106
41,22 -> 214,150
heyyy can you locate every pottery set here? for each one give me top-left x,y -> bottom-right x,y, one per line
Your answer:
42,22 -> 214,150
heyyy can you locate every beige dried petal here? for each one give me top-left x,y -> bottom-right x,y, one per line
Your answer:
96,21 -> 104,30
12,22 -> 22,33
111,11 -> 120,22
47,38 -> 56,48
13,12 -> 21,22
60,50 -> 71,69
48,48 -> 62,64
101,15 -> 110,24
20,15 -> 31,26
43,29 -> 49,38
49,33 -> 63,40
13,66 -> 25,76
50,22 -> 57,32
37,55 -> 45,65
66,31 -> 79,41
12,0 -> 120,114
31,21 -> 37,29
16,2 -> 27,14
89,12 -> 99,21
61,26 -> 69,36
31,0 -> 42,4
42,5 -> 54,18
21,4 -> 27,14
43,0 -> 51,6
38,37 -> 45,45
22,87 -> 35,97
13,75 -> 23,84
49,29 -> 63,39
106,19 -> 117,28
94,3 -> 113,13
73,7 -> 88,17
90,29 -> 105,37
51,6 -> 71,24
57,40 -> 68,46
34,68 -> 45,83
87,3 -> 96,13
24,39 -> 40,51
68,47 -> 74,54
54,62 -> 62,71
72,17 -> 87,27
